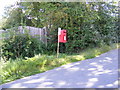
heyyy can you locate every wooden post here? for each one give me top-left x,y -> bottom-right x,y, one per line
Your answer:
57,28 -> 61,58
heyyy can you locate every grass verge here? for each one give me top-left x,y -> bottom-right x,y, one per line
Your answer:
0,43 -> 119,85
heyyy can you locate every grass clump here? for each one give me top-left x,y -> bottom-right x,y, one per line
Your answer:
0,43 -> 119,84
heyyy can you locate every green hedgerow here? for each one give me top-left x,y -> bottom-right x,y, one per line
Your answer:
1,33 -> 46,60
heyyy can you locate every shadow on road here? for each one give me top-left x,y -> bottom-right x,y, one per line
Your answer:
1,49 -> 119,88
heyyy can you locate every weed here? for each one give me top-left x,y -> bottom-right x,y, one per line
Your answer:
0,43 -> 119,84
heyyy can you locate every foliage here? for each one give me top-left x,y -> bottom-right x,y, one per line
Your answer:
1,33 -> 46,60
41,2 -> 118,53
0,43 -> 119,85
2,6 -> 22,29
1,2 -> 119,54
0,2 -> 119,85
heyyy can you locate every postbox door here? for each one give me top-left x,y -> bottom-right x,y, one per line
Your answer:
58,30 -> 67,43
62,30 -> 67,43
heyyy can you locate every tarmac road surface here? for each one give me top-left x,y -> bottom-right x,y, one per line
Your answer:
1,49 -> 119,88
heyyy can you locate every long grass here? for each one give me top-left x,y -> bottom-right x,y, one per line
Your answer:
0,43 -> 119,85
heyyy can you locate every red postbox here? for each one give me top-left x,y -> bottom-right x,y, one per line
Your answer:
58,30 -> 67,43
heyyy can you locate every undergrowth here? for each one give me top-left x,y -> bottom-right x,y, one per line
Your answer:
0,43 -> 119,85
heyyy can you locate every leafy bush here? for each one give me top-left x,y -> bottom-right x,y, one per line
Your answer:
0,43 -> 118,84
44,2 -> 117,54
1,33 -> 46,60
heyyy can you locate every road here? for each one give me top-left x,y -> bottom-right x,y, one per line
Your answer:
1,49 -> 119,88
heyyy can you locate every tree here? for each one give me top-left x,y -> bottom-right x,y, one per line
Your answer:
2,5 -> 22,29
2,2 -> 118,53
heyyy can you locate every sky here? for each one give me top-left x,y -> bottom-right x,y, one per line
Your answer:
0,0 -> 19,19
